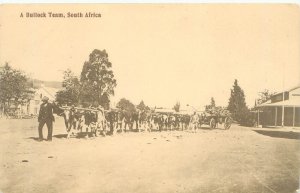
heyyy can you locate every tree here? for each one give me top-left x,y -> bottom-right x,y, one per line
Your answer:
137,100 -> 146,110
173,102 -> 180,112
228,79 -> 249,123
210,97 -> 216,107
116,98 -> 136,113
205,97 -> 216,111
80,49 -> 117,108
257,89 -> 275,105
137,100 -> 150,111
0,63 -> 33,112
55,69 -> 81,105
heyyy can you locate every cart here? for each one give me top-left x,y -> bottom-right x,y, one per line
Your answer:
199,108 -> 232,129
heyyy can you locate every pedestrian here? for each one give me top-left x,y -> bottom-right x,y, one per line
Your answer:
190,112 -> 199,133
37,96 -> 55,141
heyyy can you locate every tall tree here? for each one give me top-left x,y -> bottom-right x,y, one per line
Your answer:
210,97 -> 216,107
117,98 -> 136,113
0,63 -> 33,111
137,100 -> 146,110
80,49 -> 117,108
173,102 -> 180,112
137,100 -> 150,111
228,79 -> 248,122
55,69 -> 81,105
205,97 -> 216,111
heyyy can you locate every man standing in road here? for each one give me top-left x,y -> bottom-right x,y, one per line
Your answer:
38,96 -> 55,141
190,112 -> 199,133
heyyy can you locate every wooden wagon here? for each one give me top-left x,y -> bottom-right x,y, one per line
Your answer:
199,109 -> 232,129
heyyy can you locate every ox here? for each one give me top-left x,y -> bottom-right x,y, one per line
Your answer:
138,110 -> 152,132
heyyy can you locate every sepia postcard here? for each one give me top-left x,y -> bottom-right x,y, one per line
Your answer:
0,4 -> 299,193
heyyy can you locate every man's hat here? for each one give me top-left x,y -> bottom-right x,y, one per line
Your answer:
42,96 -> 49,101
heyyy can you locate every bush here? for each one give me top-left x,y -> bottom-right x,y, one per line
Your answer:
239,109 -> 256,127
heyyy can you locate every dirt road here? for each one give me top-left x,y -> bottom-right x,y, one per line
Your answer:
0,118 -> 299,193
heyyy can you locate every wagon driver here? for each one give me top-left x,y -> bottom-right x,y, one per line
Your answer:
37,96 -> 55,141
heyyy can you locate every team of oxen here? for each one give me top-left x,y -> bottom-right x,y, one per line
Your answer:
54,106 -> 205,138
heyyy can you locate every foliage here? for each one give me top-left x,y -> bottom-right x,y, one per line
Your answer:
256,89 -> 275,105
239,109 -> 256,127
80,49 -> 117,108
210,97 -> 215,107
226,79 -> 257,127
116,98 -> 136,113
205,97 -> 216,111
137,100 -> 146,110
137,100 -> 150,111
173,102 -> 180,112
227,79 -> 249,123
0,63 -> 34,109
55,49 -> 117,109
205,106 -> 231,117
204,97 -> 231,116
55,69 -> 81,105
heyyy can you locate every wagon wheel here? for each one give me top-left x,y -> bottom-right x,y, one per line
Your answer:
218,117 -> 223,124
94,127 -> 102,137
224,117 -> 232,130
102,128 -> 107,137
210,118 -> 216,129
198,121 -> 202,129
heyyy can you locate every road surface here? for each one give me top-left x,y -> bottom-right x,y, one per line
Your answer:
0,118 -> 299,193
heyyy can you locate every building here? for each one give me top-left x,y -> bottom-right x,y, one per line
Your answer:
11,85 -> 59,117
154,108 -> 175,114
0,85 -> 59,118
257,86 -> 300,127
27,85 -> 59,115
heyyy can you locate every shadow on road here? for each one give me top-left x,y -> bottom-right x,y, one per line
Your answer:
253,130 -> 300,140
27,135 -> 69,140
199,126 -> 225,130
53,133 -> 93,139
53,134 -> 68,138
27,137 -> 41,141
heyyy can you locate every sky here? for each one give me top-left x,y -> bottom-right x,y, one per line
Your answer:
0,4 -> 299,109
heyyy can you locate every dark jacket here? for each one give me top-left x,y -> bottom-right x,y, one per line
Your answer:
38,102 -> 55,122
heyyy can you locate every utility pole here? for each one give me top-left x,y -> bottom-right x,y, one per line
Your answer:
281,63 -> 285,127
282,91 -> 285,127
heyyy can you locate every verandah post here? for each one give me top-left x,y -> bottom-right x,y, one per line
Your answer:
293,106 -> 295,127
275,107 -> 277,127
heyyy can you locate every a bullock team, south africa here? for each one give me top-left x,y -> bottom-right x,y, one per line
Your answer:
55,106 -> 231,139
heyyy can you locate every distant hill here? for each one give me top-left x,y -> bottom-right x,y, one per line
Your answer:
29,79 -> 62,89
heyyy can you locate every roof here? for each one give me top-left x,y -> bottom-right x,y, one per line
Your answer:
257,85 -> 300,107
273,85 -> 300,94
154,108 -> 174,113
287,85 -> 300,92
258,97 -> 300,107
33,86 -> 59,101
178,109 -> 203,115
41,87 -> 59,99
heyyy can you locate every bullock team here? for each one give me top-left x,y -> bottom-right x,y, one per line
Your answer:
56,105 -> 209,138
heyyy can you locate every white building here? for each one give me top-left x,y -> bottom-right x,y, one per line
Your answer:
258,85 -> 300,127
27,85 -> 59,115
